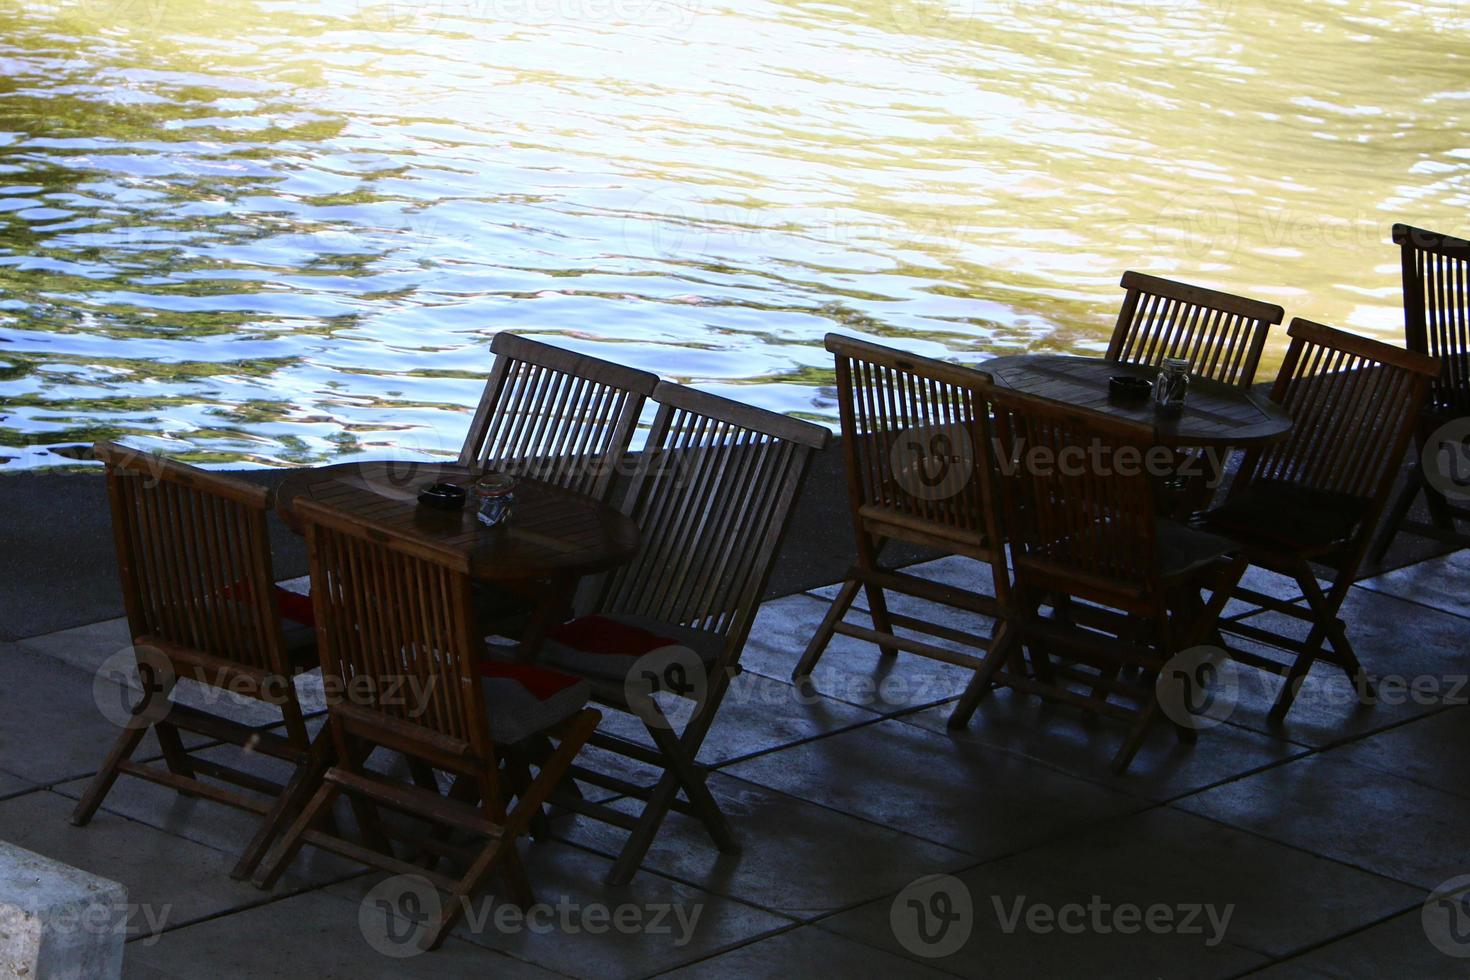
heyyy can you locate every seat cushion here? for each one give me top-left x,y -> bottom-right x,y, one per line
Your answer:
538,614 -> 723,682
1157,519 -> 1237,580
478,659 -> 590,744
1197,479 -> 1371,553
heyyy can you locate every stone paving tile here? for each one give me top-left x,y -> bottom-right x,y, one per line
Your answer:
123,888 -> 555,979
325,844 -> 793,980
1177,752 -> 1470,890
0,790 -> 331,941
661,923 -> 956,978
555,771 -> 971,921
899,692 -> 1308,803
820,803 -> 1426,977
0,642 -> 209,785
723,719 -> 1144,860
1244,902 -> 1470,978
737,593 -> 979,715
0,767 -> 35,800
819,838 -> 1266,977
1217,586 -> 1470,747
1331,706 -> 1470,801
1356,547 -> 1470,620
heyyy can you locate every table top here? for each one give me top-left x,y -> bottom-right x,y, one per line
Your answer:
276,461 -> 641,582
981,354 -> 1292,448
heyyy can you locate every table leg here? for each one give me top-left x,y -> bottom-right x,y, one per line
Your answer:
515,571 -> 578,663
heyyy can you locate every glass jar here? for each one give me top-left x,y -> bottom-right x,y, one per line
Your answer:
1154,357 -> 1191,414
474,472 -> 516,527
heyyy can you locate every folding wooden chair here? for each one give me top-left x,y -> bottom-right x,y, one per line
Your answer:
1198,319 -> 1440,722
1107,271 -> 1284,386
250,497 -> 601,952
791,335 -> 1010,722
1372,223 -> 1470,559
950,388 -> 1246,773
458,332 -> 659,501
525,381 -> 829,884
72,442 -> 320,880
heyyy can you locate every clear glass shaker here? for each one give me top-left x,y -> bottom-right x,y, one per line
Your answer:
1154,357 -> 1191,413
474,472 -> 516,527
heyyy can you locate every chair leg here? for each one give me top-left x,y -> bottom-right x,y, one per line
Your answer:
792,578 -> 860,682
70,722 -> 150,827
232,726 -> 333,881
153,718 -> 197,795
647,724 -> 735,852
1111,699 -> 1161,775
948,619 -> 1018,729
251,781 -> 341,890
863,582 -> 899,657
605,770 -> 681,887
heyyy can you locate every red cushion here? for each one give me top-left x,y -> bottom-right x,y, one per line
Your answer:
545,615 -> 678,657
477,659 -> 584,700
220,580 -> 316,627
273,587 -> 315,627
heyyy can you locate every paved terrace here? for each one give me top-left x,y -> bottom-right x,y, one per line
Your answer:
0,459 -> 1467,978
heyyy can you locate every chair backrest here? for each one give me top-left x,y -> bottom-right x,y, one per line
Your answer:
458,333 -> 659,500
1394,223 -> 1470,415
95,441 -> 291,678
1235,318 -> 1439,506
984,387 -> 1162,608
825,333 -> 1002,557
296,497 -> 492,765
1107,271 -> 1284,387
590,382 -> 829,663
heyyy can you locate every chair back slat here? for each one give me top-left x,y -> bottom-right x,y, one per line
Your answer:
594,382 -> 828,652
1236,318 -> 1439,502
458,333 -> 659,499
1108,271 -> 1283,387
826,334 -> 999,547
298,498 -> 490,756
1395,223 -> 1470,415
985,389 -> 1160,601
95,442 -> 287,675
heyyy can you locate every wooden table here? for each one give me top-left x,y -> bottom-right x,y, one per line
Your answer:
277,460 -> 641,656
981,354 -> 1291,448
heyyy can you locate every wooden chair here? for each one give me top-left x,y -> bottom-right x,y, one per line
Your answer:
458,332 -> 659,501
791,334 -> 1010,724
1372,223 -> 1470,559
525,381 -> 829,884
72,442 -> 320,880
951,388 -> 1246,773
250,497 -> 601,952
1107,271 -> 1284,387
1198,319 -> 1440,722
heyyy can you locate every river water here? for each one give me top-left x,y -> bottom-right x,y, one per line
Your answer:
1,0 -> 1466,466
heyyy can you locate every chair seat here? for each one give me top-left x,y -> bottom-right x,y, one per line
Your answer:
478,658 -> 590,744
536,614 -> 723,683
1196,479 -> 1371,554
1157,519 -> 1238,580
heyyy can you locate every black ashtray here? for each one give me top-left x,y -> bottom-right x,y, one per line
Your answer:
417,482 -> 467,509
1108,375 -> 1153,403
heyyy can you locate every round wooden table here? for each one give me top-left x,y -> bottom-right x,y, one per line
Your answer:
277,460 -> 641,657
981,354 -> 1292,448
